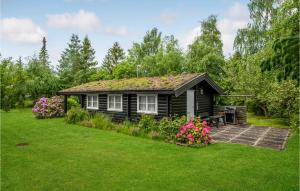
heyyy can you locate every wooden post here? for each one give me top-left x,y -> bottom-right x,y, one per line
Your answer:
64,95 -> 68,113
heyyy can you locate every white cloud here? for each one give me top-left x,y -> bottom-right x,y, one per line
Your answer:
47,10 -> 101,32
218,2 -> 249,56
0,18 -> 46,44
104,26 -> 130,36
180,2 -> 249,56
180,26 -> 201,49
160,10 -> 177,25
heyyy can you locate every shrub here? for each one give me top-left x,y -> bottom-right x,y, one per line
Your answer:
176,118 -> 212,145
91,113 -> 114,130
32,96 -> 64,118
80,120 -> 94,128
129,127 -> 141,136
289,113 -> 300,131
68,96 -> 80,110
159,115 -> 187,140
148,131 -> 161,140
138,114 -> 157,132
65,107 -> 89,124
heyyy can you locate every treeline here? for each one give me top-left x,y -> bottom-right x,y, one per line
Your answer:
1,0 -> 299,127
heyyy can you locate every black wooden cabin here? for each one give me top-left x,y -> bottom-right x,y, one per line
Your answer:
58,73 -> 224,121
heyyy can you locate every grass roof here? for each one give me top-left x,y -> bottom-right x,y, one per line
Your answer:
59,73 -> 203,93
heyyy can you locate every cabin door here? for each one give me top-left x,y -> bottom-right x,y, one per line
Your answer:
187,90 -> 195,120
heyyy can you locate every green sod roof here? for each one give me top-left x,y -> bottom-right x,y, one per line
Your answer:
58,73 -> 204,94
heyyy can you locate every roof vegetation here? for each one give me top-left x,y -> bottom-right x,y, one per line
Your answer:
59,73 -> 203,93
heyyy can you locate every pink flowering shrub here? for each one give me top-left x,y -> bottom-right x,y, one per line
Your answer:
176,118 -> 212,145
32,96 -> 64,118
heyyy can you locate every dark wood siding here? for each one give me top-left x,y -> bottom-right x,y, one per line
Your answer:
130,94 -> 169,121
84,94 -> 129,122
195,84 -> 213,117
170,92 -> 186,116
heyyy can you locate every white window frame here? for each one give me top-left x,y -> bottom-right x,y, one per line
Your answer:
107,94 -> 123,112
86,94 -> 99,110
137,94 -> 158,114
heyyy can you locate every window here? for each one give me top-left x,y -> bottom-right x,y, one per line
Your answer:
107,94 -> 123,111
87,94 -> 98,109
137,94 -> 157,114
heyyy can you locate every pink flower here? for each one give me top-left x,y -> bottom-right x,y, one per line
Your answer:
176,133 -> 180,138
202,120 -> 208,126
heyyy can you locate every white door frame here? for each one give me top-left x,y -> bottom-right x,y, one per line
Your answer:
186,90 -> 195,120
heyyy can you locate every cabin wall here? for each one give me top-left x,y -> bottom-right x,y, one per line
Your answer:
170,92 -> 187,116
194,84 -> 213,117
130,94 -> 169,121
82,93 -> 169,122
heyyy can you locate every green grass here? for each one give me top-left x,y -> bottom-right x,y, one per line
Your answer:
2,109 -> 299,191
247,112 -> 290,128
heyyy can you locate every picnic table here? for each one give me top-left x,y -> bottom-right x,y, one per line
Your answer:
202,114 -> 226,128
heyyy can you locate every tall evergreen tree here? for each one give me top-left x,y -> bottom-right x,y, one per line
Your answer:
39,37 -> 50,69
186,15 -> 224,81
75,36 -> 98,84
102,42 -> 125,75
58,34 -> 82,88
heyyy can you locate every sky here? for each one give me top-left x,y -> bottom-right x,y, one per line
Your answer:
0,0 -> 250,68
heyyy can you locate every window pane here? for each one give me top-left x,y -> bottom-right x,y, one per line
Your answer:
115,96 -> 121,103
87,101 -> 92,107
139,103 -> 146,111
93,96 -> 97,102
139,96 -> 146,104
115,102 -> 121,109
93,101 -> 97,108
148,103 -> 155,112
148,96 -> 155,104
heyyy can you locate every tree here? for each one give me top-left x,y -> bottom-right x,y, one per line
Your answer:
260,0 -> 299,83
75,36 -> 98,84
39,37 -> 50,69
186,15 -> 224,81
234,0 -> 278,55
101,42 -> 125,75
58,34 -> 82,88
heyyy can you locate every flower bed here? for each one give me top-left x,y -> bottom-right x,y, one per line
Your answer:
176,118 -> 212,146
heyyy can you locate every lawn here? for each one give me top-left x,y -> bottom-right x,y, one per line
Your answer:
2,109 -> 299,191
247,112 -> 290,128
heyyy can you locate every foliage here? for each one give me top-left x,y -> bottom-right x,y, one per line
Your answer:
128,127 -> 141,136
234,0 -> 277,55
0,57 -> 27,111
91,113 -> 114,130
148,131 -> 161,140
65,107 -> 89,124
102,42 -> 125,75
176,119 -> 212,145
67,96 -> 80,110
138,114 -> 157,132
32,96 -> 64,119
186,15 -> 224,81
158,116 -> 187,140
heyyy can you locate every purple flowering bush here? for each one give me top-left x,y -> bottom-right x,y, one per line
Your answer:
32,96 -> 64,118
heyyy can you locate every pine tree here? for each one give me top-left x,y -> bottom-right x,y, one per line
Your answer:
102,42 -> 125,75
58,34 -> 82,88
74,36 -> 98,84
39,37 -> 50,69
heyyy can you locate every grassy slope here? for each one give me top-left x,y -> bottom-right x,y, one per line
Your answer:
2,109 -> 299,191
247,112 -> 289,128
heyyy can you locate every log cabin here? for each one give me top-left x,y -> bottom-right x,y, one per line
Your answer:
58,73 -> 224,121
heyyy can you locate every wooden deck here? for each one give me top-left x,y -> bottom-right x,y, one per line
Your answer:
210,125 -> 290,150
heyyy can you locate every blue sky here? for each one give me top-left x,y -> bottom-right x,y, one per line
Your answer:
1,0 -> 250,68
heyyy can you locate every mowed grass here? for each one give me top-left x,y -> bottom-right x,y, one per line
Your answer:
2,109 -> 299,191
247,112 -> 290,128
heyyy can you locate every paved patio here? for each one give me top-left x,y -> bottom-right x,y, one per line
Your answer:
210,125 -> 290,150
